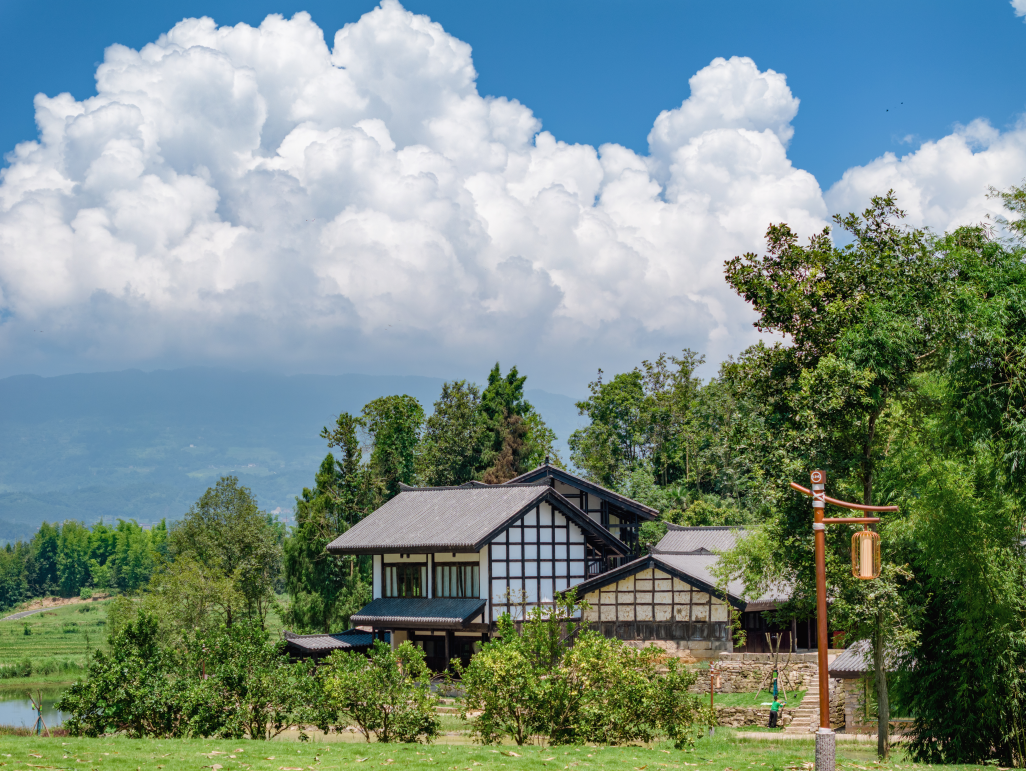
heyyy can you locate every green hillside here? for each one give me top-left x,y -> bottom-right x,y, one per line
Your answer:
0,369 -> 580,541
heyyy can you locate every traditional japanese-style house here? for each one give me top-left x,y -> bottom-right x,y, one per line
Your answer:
325,465 -> 802,668
569,524 -> 796,657
325,467 -> 645,670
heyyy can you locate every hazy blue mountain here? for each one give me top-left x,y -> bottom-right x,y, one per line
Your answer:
0,368 -> 583,541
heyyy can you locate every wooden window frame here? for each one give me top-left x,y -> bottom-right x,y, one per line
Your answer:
434,563 -> 480,598
384,563 -> 427,598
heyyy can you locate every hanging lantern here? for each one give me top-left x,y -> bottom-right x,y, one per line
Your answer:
851,528 -> 881,580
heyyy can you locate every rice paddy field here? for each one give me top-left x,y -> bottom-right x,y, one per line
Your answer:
0,600 -> 111,689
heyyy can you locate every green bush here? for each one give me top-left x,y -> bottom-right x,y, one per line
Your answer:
319,640 -> 440,743
58,613 -> 314,740
62,621 -> 79,634
77,604 -> 96,614
459,592 -> 702,749
79,587 -> 93,600
22,623 -> 31,636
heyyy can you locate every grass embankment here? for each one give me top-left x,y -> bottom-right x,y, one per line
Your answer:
0,730 -> 990,770
0,600 -> 111,690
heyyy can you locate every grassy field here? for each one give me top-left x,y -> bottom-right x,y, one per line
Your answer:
0,601 -> 111,688
0,729 -> 990,770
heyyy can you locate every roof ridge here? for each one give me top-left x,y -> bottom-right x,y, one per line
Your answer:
664,524 -> 746,531
397,482 -> 548,492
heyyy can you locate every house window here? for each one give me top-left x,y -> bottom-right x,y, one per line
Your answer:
384,563 -> 426,597
434,563 -> 480,598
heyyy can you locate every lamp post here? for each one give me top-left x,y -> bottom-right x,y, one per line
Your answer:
791,471 -> 898,771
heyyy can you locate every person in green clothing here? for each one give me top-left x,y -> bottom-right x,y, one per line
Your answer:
769,696 -> 786,728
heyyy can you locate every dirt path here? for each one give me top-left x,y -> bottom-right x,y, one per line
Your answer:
1,594 -> 112,622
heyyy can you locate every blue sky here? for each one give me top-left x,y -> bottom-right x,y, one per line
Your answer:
3,0 -> 1024,186
0,0 -> 1024,393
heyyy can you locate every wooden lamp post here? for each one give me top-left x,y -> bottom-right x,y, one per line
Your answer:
790,471 -> 898,771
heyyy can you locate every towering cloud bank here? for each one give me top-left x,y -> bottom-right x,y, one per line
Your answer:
0,1 -> 1023,386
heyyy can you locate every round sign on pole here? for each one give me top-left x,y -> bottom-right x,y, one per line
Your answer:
811,470 -> 824,484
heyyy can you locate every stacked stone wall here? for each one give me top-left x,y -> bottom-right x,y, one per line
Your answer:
713,706 -> 795,728
692,652 -> 820,693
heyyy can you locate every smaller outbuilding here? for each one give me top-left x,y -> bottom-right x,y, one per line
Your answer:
828,639 -> 902,734
568,525 -> 796,658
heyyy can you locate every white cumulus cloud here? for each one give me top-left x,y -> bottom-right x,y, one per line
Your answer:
0,1 -> 1024,390
826,118 -> 1026,233
1013,0 -> 1026,19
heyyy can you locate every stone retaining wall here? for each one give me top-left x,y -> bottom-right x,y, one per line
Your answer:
697,652 -> 821,693
714,706 -> 795,728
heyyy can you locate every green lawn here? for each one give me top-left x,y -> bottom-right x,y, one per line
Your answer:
0,729 -> 990,770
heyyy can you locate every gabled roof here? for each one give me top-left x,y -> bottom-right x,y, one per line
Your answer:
565,552 -> 747,609
326,483 -> 629,556
505,463 -> 659,521
654,525 -> 745,554
350,598 -> 486,629
566,525 -> 789,611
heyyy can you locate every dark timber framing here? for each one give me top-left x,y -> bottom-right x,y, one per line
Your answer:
506,463 -> 657,555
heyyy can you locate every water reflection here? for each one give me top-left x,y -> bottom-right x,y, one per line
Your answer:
0,689 -> 66,729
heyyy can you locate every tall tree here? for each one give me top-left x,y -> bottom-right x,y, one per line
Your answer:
361,395 -> 425,498
57,521 -> 91,597
170,476 -> 281,627
723,192 -> 945,757
283,454 -> 371,633
478,363 -> 559,483
419,381 -> 484,487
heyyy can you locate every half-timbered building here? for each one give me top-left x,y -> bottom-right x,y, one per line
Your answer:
325,472 -> 635,670
323,466 -> 794,668
571,524 -> 794,657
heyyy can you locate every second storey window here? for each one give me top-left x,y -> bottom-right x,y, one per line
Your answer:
435,563 -> 480,598
384,563 -> 426,598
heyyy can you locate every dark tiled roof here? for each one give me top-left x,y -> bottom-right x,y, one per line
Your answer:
327,484 -> 548,554
505,463 -> 659,520
327,484 -> 628,556
829,640 -> 900,678
350,598 -> 486,629
565,527 -> 789,611
282,628 -> 374,652
654,525 -> 745,554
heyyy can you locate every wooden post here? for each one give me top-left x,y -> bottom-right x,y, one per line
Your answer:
811,470 -> 835,771
709,667 -> 715,737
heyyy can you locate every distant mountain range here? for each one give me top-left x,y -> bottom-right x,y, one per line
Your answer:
0,368 -> 583,542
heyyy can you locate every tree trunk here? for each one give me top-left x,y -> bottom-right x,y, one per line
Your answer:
874,611 -> 890,759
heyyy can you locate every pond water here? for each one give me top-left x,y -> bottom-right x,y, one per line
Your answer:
0,688 -> 66,729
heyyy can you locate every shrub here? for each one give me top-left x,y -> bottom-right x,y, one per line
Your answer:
58,614 -> 313,740
459,592 -> 703,749
77,605 -> 96,614
187,624 -> 316,740
62,621 -> 79,634
79,587 -> 93,600
58,612 -> 195,738
23,623 -> 31,636
319,640 -> 440,743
